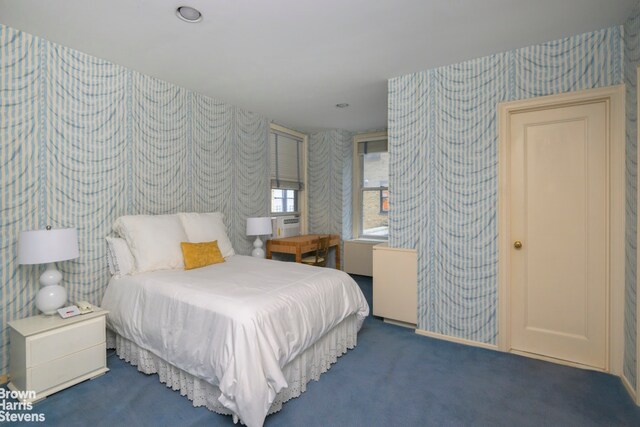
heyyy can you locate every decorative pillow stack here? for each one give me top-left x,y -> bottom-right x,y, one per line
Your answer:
106,212 -> 235,276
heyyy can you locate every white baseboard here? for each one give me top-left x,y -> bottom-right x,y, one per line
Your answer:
509,349 -> 606,373
621,373 -> 638,405
415,329 -> 498,351
383,318 -> 416,329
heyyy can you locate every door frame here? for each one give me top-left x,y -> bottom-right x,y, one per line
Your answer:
497,85 -> 625,375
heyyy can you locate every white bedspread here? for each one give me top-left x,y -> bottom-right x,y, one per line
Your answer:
101,255 -> 369,427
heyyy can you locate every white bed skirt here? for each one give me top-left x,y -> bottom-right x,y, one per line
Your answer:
107,314 -> 359,423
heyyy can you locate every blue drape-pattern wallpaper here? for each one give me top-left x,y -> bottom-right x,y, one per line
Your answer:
624,9 -> 640,392
389,24 -> 639,387
308,129 -> 353,267
0,24 -> 270,376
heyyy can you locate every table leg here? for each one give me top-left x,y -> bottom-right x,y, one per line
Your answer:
335,243 -> 341,270
266,241 -> 272,259
295,247 -> 302,263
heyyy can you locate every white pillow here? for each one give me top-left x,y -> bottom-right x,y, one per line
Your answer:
178,212 -> 235,258
105,236 -> 135,277
113,214 -> 187,273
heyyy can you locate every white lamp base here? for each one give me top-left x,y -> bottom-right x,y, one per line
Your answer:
40,262 -> 62,286
251,236 -> 265,258
36,263 -> 67,315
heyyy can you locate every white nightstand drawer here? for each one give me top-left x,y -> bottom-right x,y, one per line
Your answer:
29,344 -> 105,393
28,316 -> 105,366
9,309 -> 109,401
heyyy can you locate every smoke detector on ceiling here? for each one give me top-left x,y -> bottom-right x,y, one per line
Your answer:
176,6 -> 202,23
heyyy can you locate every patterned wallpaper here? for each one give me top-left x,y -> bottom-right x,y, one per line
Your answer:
308,129 -> 353,267
624,8 -> 640,391
0,24 -> 269,376
388,27 -> 624,346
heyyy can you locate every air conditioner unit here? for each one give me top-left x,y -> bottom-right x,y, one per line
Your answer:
271,216 -> 300,239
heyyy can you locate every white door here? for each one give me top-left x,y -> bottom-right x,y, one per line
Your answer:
509,101 -> 608,369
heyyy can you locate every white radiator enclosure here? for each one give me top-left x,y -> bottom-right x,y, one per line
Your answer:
344,240 -> 380,276
372,243 -> 417,326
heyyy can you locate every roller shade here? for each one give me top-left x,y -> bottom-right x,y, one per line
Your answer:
270,131 -> 304,190
357,139 -> 388,155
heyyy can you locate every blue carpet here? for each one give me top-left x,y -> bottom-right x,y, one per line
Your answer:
5,275 -> 640,426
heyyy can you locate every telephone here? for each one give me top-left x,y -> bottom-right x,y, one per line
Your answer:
57,301 -> 94,318
76,300 -> 94,314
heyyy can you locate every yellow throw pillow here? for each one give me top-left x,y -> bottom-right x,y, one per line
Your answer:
180,240 -> 225,270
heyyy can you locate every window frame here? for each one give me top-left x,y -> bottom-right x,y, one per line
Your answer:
352,131 -> 389,240
269,124 -> 308,234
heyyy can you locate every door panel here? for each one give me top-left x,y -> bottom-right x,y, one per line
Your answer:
509,101 -> 607,369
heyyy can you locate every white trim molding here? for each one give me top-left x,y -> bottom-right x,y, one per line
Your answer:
497,85 -> 626,377
622,373 -> 637,404
415,329 -> 499,351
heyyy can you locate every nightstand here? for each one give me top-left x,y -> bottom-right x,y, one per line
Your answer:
8,308 -> 109,403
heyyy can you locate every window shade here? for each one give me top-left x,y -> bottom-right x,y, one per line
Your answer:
270,131 -> 304,190
357,139 -> 388,155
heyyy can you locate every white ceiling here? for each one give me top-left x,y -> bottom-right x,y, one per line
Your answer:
0,0 -> 636,133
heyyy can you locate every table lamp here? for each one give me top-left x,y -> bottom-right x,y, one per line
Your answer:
246,217 -> 272,258
18,226 -> 79,315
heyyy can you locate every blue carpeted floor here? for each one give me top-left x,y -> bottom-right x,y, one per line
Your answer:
6,275 -> 640,426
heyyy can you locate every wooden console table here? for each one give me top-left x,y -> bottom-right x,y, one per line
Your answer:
266,234 -> 341,269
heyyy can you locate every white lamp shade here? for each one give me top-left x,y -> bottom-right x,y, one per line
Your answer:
246,217 -> 272,236
18,228 -> 79,265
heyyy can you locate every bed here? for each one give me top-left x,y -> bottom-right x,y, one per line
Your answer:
101,252 -> 369,427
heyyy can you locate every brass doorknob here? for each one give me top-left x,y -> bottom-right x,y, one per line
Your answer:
514,240 -> 523,249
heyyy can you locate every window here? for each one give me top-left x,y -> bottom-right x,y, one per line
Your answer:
271,189 -> 297,213
353,133 -> 388,239
269,127 -> 306,217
